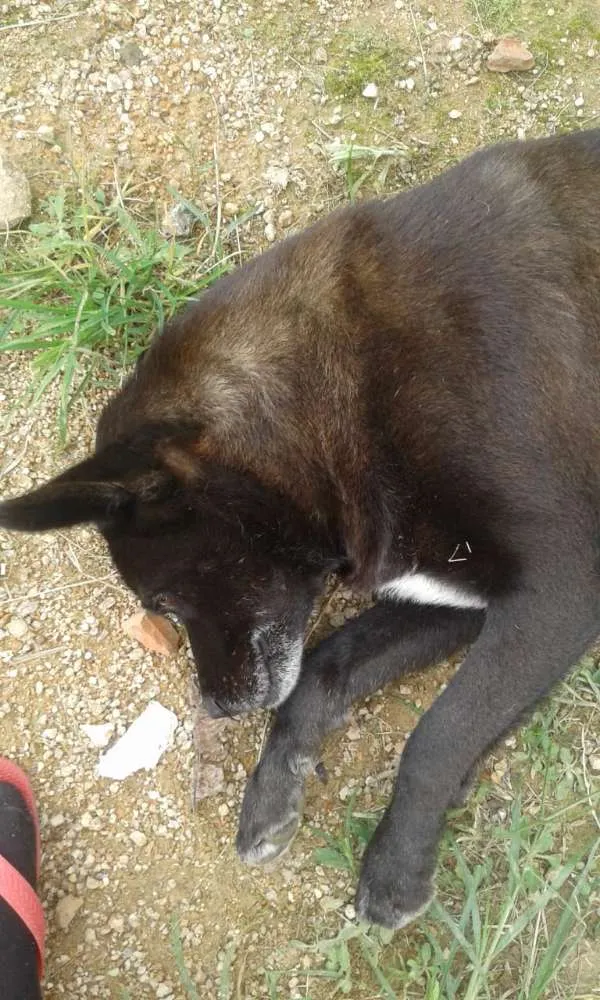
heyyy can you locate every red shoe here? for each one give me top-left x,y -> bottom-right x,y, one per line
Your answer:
0,758 -> 45,999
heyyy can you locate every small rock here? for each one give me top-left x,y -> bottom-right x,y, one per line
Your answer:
160,202 -> 194,238
105,72 -> 123,92
346,726 -> 361,741
399,76 -> 415,92
589,755 -> 600,772
574,95 -> 584,108
156,986 -> 172,999
487,37 -> 535,73
0,152 -> 31,229
278,209 -> 293,228
264,222 -> 276,242
263,165 -> 289,189
362,82 -> 378,99
448,36 -> 463,52
56,895 -> 83,931
109,915 -> 124,933
81,723 -> 114,748
7,617 -> 28,639
120,41 -> 143,67
217,802 -> 229,817
193,763 -> 225,803
314,46 -> 328,64
123,611 -> 180,656
448,109 -> 462,119
130,830 -> 147,848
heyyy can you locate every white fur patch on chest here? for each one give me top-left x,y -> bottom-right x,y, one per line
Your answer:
379,571 -> 487,610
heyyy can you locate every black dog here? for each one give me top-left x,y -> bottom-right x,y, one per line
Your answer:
2,129 -> 599,929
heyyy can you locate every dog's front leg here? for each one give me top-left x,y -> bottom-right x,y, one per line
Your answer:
236,602 -> 484,865
356,572 -> 599,929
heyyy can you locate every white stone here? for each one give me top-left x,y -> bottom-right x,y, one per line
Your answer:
362,82 -> 378,99
81,723 -> 114,748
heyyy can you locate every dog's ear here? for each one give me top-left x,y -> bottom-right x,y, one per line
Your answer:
0,452 -> 135,532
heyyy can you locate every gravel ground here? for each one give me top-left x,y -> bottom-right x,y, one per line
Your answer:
1,1 -> 599,998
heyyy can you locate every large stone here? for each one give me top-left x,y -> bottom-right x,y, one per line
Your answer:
0,152 -> 31,229
487,37 -> 535,73
123,610 -> 180,656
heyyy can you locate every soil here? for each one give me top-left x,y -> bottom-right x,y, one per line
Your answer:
1,1 -> 599,998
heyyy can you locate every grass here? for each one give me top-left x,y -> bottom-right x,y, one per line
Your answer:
324,35 -> 407,100
325,143 -> 412,201
265,656 -> 600,999
0,175 -> 242,441
468,0 -> 522,33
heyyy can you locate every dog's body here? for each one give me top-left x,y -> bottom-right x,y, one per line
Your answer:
2,129 -> 599,928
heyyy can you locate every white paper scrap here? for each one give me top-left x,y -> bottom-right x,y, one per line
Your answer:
97,701 -> 178,780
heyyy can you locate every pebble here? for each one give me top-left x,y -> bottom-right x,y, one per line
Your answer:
160,202 -> 194,238
314,47 -> 328,64
130,830 -> 148,848
105,72 -> 123,92
448,109 -> 462,119
7,617 -> 29,638
589,755 -> 600,772
81,723 -> 114,748
487,37 -> 535,73
119,41 -> 143,67
56,895 -> 83,931
362,82 -> 378,99
264,222 -> 276,242
263,165 -> 289,189
123,611 -> 180,656
0,152 -> 31,229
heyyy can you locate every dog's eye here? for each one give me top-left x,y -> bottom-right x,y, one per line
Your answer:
152,592 -> 176,614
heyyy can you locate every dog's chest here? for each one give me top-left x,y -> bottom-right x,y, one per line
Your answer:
378,570 -> 487,610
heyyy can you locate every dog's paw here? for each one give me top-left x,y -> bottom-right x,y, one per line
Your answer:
236,756 -> 305,866
236,809 -> 300,865
355,846 -> 434,930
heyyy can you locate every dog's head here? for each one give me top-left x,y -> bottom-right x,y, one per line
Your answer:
0,428 -> 340,716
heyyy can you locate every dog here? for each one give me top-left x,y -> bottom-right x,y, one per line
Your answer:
1,129 -> 599,930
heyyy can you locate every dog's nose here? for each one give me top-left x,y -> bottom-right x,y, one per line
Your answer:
203,694 -> 228,719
